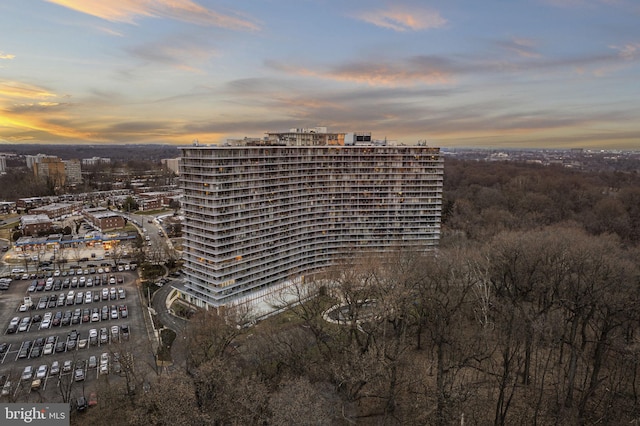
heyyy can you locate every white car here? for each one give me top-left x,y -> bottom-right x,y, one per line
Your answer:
36,364 -> 48,379
18,317 -> 31,332
21,366 -> 33,381
40,319 -> 51,330
50,361 -> 60,375
19,304 -> 28,312
43,343 -> 54,355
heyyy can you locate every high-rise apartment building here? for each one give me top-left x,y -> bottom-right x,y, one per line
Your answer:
34,157 -> 66,187
64,159 -> 83,185
179,130 -> 443,310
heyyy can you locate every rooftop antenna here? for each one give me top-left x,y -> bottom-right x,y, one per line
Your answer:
192,139 -> 199,146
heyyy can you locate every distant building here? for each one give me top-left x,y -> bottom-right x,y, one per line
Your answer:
20,214 -> 53,236
0,156 -> 6,174
26,154 -> 57,170
17,197 -> 48,211
138,191 -> 181,206
33,157 -> 66,187
0,201 -> 16,214
64,159 -> 83,184
179,130 -> 443,310
82,157 -> 111,166
83,208 -> 126,232
137,197 -> 161,211
31,202 -> 82,220
161,158 -> 180,175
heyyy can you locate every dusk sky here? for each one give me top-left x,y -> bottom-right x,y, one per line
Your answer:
1,0 -> 639,149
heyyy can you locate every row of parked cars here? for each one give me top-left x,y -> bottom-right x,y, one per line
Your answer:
9,349 -> 126,396
3,325 -> 131,363
24,286 -> 126,312
17,263 -> 136,281
0,277 -> 12,291
26,273 -> 124,293
8,304 -> 129,334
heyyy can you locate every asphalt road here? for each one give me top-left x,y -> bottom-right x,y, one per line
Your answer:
150,279 -> 189,370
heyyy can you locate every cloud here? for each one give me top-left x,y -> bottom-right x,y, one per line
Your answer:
96,26 -> 124,37
0,52 -> 15,60
265,55 -> 458,87
0,81 -> 57,99
45,0 -> 259,31
353,6 -> 446,31
610,42 -> 640,60
125,36 -> 216,71
0,108 -> 96,141
494,37 -> 541,58
7,102 -> 67,114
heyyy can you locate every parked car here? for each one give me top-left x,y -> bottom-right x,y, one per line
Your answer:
1,380 -> 11,396
18,317 -> 31,332
99,328 -> 108,344
121,324 -> 130,340
74,368 -> 84,382
50,361 -> 60,375
21,366 -> 33,381
76,396 -> 88,412
36,364 -> 48,379
89,329 -> 98,345
88,355 -> 97,369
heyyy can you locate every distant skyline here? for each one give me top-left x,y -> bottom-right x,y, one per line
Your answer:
1,0 -> 639,149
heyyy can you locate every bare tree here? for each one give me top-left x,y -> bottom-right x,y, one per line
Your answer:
184,305 -> 253,370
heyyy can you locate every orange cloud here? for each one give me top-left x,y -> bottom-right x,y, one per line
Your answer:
46,0 -> 259,31
0,110 -> 96,141
0,81 -> 56,99
355,6 -> 446,31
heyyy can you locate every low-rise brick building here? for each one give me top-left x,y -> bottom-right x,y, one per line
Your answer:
32,202 -> 82,220
20,214 -> 53,236
83,208 -> 126,232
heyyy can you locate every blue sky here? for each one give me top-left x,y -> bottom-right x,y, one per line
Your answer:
1,0 -> 639,148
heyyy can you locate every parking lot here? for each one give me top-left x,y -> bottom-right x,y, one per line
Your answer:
0,264 -> 148,403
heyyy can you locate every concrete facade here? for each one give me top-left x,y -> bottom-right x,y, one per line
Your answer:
179,137 -> 443,309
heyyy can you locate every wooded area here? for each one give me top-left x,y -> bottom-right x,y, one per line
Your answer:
77,159 -> 640,425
